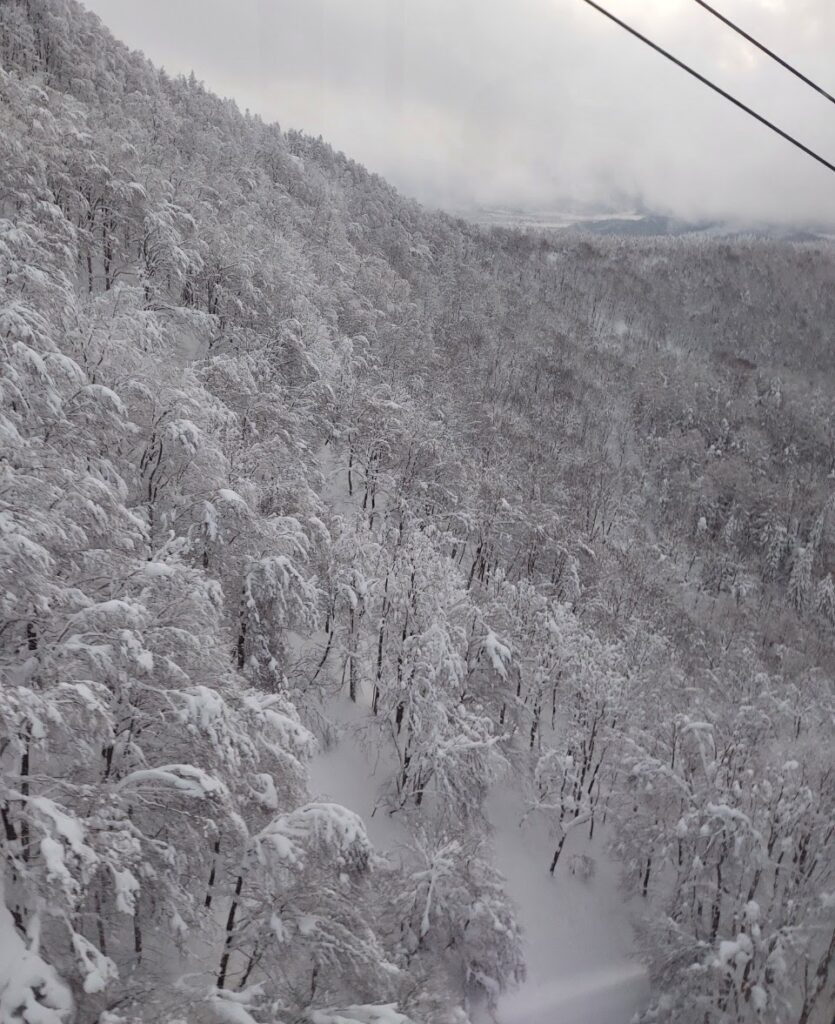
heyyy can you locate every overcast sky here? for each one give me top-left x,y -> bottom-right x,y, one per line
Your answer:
83,0 -> 835,226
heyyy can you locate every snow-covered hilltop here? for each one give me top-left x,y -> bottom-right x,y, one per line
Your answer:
1,2 -> 833,1023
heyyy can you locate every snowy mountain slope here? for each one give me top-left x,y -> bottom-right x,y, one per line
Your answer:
1,3 -> 833,1024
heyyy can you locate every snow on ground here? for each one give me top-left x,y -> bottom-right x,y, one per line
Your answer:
485,785 -> 649,1024
309,699 -> 649,1024
317,443 -> 362,522
307,699 -> 409,853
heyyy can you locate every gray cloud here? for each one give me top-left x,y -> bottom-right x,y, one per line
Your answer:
83,0 -> 835,226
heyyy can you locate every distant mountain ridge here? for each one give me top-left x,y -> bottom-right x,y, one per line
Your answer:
456,204 -> 834,241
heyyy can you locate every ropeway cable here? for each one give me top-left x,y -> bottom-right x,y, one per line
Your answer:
578,0 -> 835,177
691,0 -> 835,109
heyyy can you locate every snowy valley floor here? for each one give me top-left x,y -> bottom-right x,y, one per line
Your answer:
309,701 -> 649,1024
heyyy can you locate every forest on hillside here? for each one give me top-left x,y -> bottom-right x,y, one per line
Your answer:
0,2 -> 833,1023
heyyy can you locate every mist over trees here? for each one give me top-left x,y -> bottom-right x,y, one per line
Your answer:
0,2 -> 833,1023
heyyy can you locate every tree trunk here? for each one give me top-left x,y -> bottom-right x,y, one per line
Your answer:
549,833 -> 567,874
372,594 -> 387,716
133,909 -> 143,961
217,874 -> 244,989
348,607 -> 358,702
205,838 -> 221,909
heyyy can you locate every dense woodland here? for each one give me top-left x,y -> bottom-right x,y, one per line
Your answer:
0,2 -> 833,1022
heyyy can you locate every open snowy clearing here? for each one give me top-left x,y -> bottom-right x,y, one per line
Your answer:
309,701 -> 649,1024
484,786 -> 648,1024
